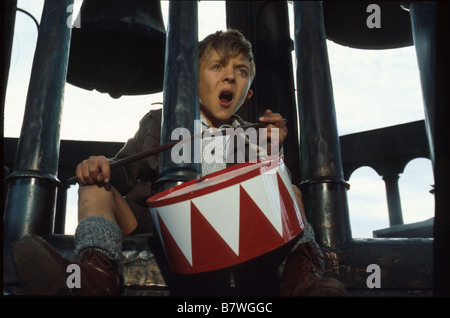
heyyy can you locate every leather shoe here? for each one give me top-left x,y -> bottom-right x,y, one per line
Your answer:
280,241 -> 346,297
13,235 -> 121,296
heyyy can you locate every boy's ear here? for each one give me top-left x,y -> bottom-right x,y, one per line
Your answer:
246,89 -> 253,100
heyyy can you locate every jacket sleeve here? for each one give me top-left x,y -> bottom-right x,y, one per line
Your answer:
109,108 -> 162,203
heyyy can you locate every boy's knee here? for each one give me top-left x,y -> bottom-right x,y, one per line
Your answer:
292,184 -> 307,222
78,183 -> 115,203
77,184 -> 119,220
78,183 -> 111,194
292,184 -> 302,200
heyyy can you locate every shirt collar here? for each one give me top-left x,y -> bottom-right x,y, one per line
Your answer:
200,113 -> 241,131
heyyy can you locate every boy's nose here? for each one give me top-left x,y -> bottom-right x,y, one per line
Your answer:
222,68 -> 236,83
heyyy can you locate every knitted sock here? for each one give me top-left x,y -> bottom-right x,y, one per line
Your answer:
297,221 -> 316,244
74,216 -> 123,264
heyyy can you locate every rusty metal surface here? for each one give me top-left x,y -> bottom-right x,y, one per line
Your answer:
122,249 -> 167,288
325,238 -> 433,296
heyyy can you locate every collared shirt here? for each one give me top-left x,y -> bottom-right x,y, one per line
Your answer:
200,113 -> 242,176
199,113 -> 277,176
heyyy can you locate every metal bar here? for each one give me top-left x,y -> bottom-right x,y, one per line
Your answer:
409,1 -> 436,170
155,0 -> 201,193
53,185 -> 68,234
2,0 -> 17,116
226,0 -> 301,184
4,0 -> 74,242
409,0 -> 450,298
433,0 -> 450,299
293,1 -> 352,248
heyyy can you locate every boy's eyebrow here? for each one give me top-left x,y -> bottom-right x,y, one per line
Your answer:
210,60 -> 250,70
205,57 -> 251,73
207,56 -> 249,66
208,59 -> 223,65
234,63 -> 250,70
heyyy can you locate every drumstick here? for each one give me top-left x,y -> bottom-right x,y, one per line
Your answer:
65,122 -> 267,186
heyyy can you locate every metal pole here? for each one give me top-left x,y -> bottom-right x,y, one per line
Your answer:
4,0 -> 73,242
226,0 -> 301,184
408,2 -> 436,170
408,0 -> 450,298
293,1 -> 352,248
155,1 -> 201,192
2,0 -> 17,215
2,0 -> 17,119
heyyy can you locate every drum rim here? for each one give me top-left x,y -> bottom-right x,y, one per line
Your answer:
147,155 -> 283,208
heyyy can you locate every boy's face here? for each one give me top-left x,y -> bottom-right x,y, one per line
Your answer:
199,50 -> 253,127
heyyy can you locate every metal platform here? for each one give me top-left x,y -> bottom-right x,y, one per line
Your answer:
3,233 -> 433,297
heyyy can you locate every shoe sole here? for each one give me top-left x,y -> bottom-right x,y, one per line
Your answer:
13,236 -> 72,296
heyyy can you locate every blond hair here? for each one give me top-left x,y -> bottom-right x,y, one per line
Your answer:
199,30 -> 255,79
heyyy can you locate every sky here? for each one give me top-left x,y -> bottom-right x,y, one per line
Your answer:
4,1 -> 434,237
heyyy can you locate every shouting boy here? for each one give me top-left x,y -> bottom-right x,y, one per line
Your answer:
13,30 -> 346,296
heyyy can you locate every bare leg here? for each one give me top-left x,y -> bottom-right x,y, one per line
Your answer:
78,184 -> 137,236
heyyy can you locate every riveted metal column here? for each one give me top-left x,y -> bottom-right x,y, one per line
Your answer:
156,1 -> 200,192
293,1 -> 352,248
4,0 -> 74,242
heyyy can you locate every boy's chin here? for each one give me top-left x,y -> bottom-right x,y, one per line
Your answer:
201,106 -> 237,127
210,115 -> 233,127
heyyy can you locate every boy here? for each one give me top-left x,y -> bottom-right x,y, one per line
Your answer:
13,30 -> 345,296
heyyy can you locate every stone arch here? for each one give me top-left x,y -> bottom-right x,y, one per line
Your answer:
346,166 -> 388,238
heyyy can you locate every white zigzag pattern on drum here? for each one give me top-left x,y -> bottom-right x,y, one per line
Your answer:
150,164 -> 296,268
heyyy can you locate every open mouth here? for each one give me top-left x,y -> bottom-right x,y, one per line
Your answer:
219,91 -> 233,105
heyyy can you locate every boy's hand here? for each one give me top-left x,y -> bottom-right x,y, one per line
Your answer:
258,109 -> 288,153
76,155 -> 111,185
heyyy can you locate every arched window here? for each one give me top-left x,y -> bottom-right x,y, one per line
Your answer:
399,158 -> 434,224
347,166 -> 388,238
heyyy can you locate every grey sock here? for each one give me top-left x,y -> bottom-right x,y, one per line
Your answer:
279,222 -> 324,276
74,216 -> 123,264
297,221 -> 316,244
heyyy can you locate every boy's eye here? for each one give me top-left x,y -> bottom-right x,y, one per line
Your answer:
237,69 -> 248,77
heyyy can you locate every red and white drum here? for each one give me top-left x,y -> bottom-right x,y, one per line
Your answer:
147,155 -> 304,274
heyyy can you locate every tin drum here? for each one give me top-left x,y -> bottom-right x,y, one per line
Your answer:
147,156 -> 304,274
